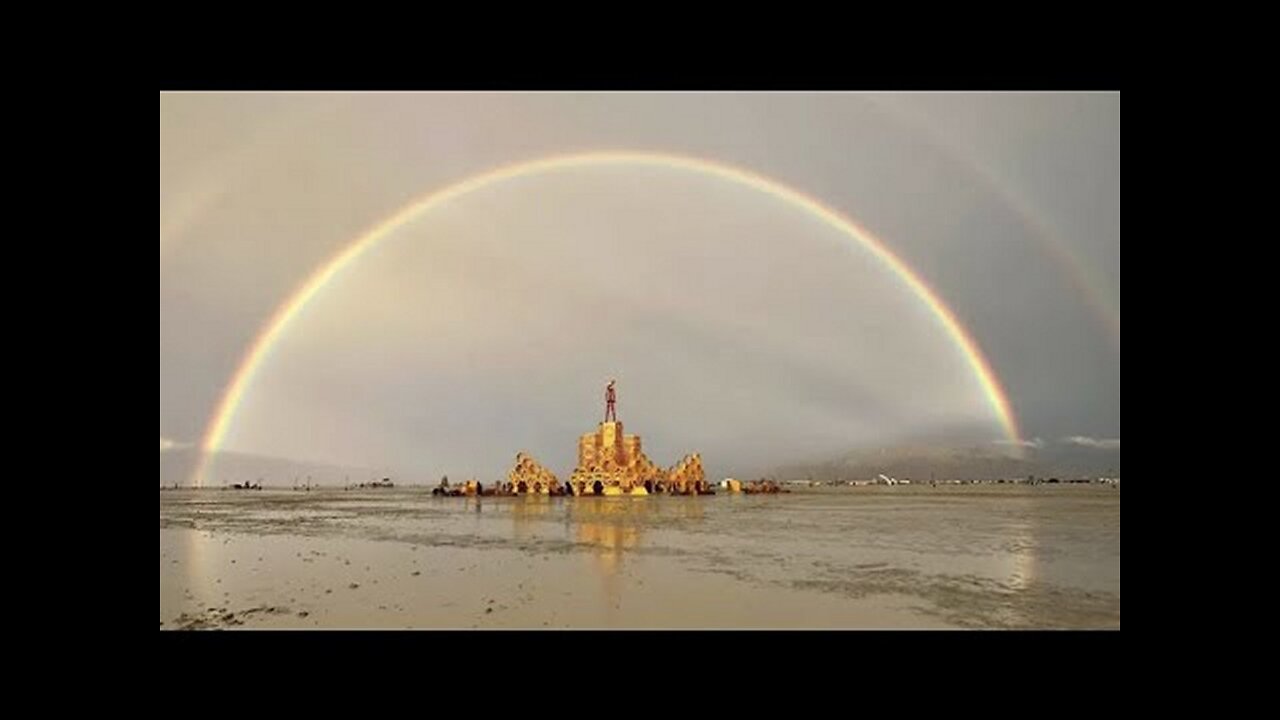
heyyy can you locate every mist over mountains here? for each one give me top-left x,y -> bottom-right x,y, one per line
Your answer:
771,442 -> 1120,482
163,437 -> 1119,488
159,447 -> 407,488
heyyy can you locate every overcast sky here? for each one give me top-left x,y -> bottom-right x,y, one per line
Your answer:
160,92 -> 1119,480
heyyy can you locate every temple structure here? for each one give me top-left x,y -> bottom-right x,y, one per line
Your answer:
506,452 -> 562,495
505,380 -> 708,496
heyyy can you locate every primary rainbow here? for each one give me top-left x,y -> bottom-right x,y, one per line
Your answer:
194,150 -> 1021,485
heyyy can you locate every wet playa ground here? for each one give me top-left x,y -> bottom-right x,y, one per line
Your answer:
159,485 -> 1119,629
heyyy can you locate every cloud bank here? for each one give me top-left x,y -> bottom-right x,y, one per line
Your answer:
1063,436 -> 1120,450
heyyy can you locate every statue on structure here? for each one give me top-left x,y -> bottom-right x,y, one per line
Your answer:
605,379 -> 617,423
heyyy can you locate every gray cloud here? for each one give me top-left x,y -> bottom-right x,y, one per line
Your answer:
995,438 -> 1045,449
161,92 -> 1120,480
1063,436 -> 1120,450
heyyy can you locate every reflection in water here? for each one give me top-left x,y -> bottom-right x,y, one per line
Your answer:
1006,505 -> 1038,594
565,498 -> 706,613
484,496 -> 715,614
1003,498 -> 1039,627
179,521 -> 218,612
162,487 -> 1118,628
572,498 -> 647,613
509,494 -> 553,542
572,498 -> 645,571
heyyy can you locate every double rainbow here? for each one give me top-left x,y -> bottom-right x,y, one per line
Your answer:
194,151 -> 1021,485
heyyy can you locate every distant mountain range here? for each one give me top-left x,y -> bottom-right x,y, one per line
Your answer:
163,440 -> 1119,487
159,447 -> 401,487
772,442 -> 1120,482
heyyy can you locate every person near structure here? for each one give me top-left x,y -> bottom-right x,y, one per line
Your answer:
605,379 -> 617,422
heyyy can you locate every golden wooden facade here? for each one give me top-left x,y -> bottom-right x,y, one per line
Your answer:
506,452 -> 562,494
567,421 -> 705,495
504,397 -> 706,495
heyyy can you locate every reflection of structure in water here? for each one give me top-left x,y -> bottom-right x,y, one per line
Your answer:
509,494 -> 554,541
569,498 -> 705,556
505,380 -> 710,496
568,497 -> 706,608
570,498 -> 650,584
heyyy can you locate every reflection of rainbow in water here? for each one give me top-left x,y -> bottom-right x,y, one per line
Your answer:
175,522 -> 218,614
995,497 -> 1040,627
1008,497 -> 1042,587
195,150 -> 1023,486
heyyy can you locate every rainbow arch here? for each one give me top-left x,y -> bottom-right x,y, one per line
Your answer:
194,150 -> 1021,485
859,95 -> 1120,352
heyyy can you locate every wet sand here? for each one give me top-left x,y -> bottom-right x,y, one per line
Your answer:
159,486 -> 1119,629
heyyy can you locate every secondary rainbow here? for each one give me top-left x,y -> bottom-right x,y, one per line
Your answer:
194,151 -> 1022,486
861,95 -> 1121,352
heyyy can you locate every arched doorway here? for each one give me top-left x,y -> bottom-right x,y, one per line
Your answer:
593,480 -> 604,495
644,480 -> 653,493
517,481 -> 528,493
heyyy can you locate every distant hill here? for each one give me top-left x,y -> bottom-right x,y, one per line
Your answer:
772,442 -> 1120,482
159,447 -> 400,487
161,439 -> 1119,487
